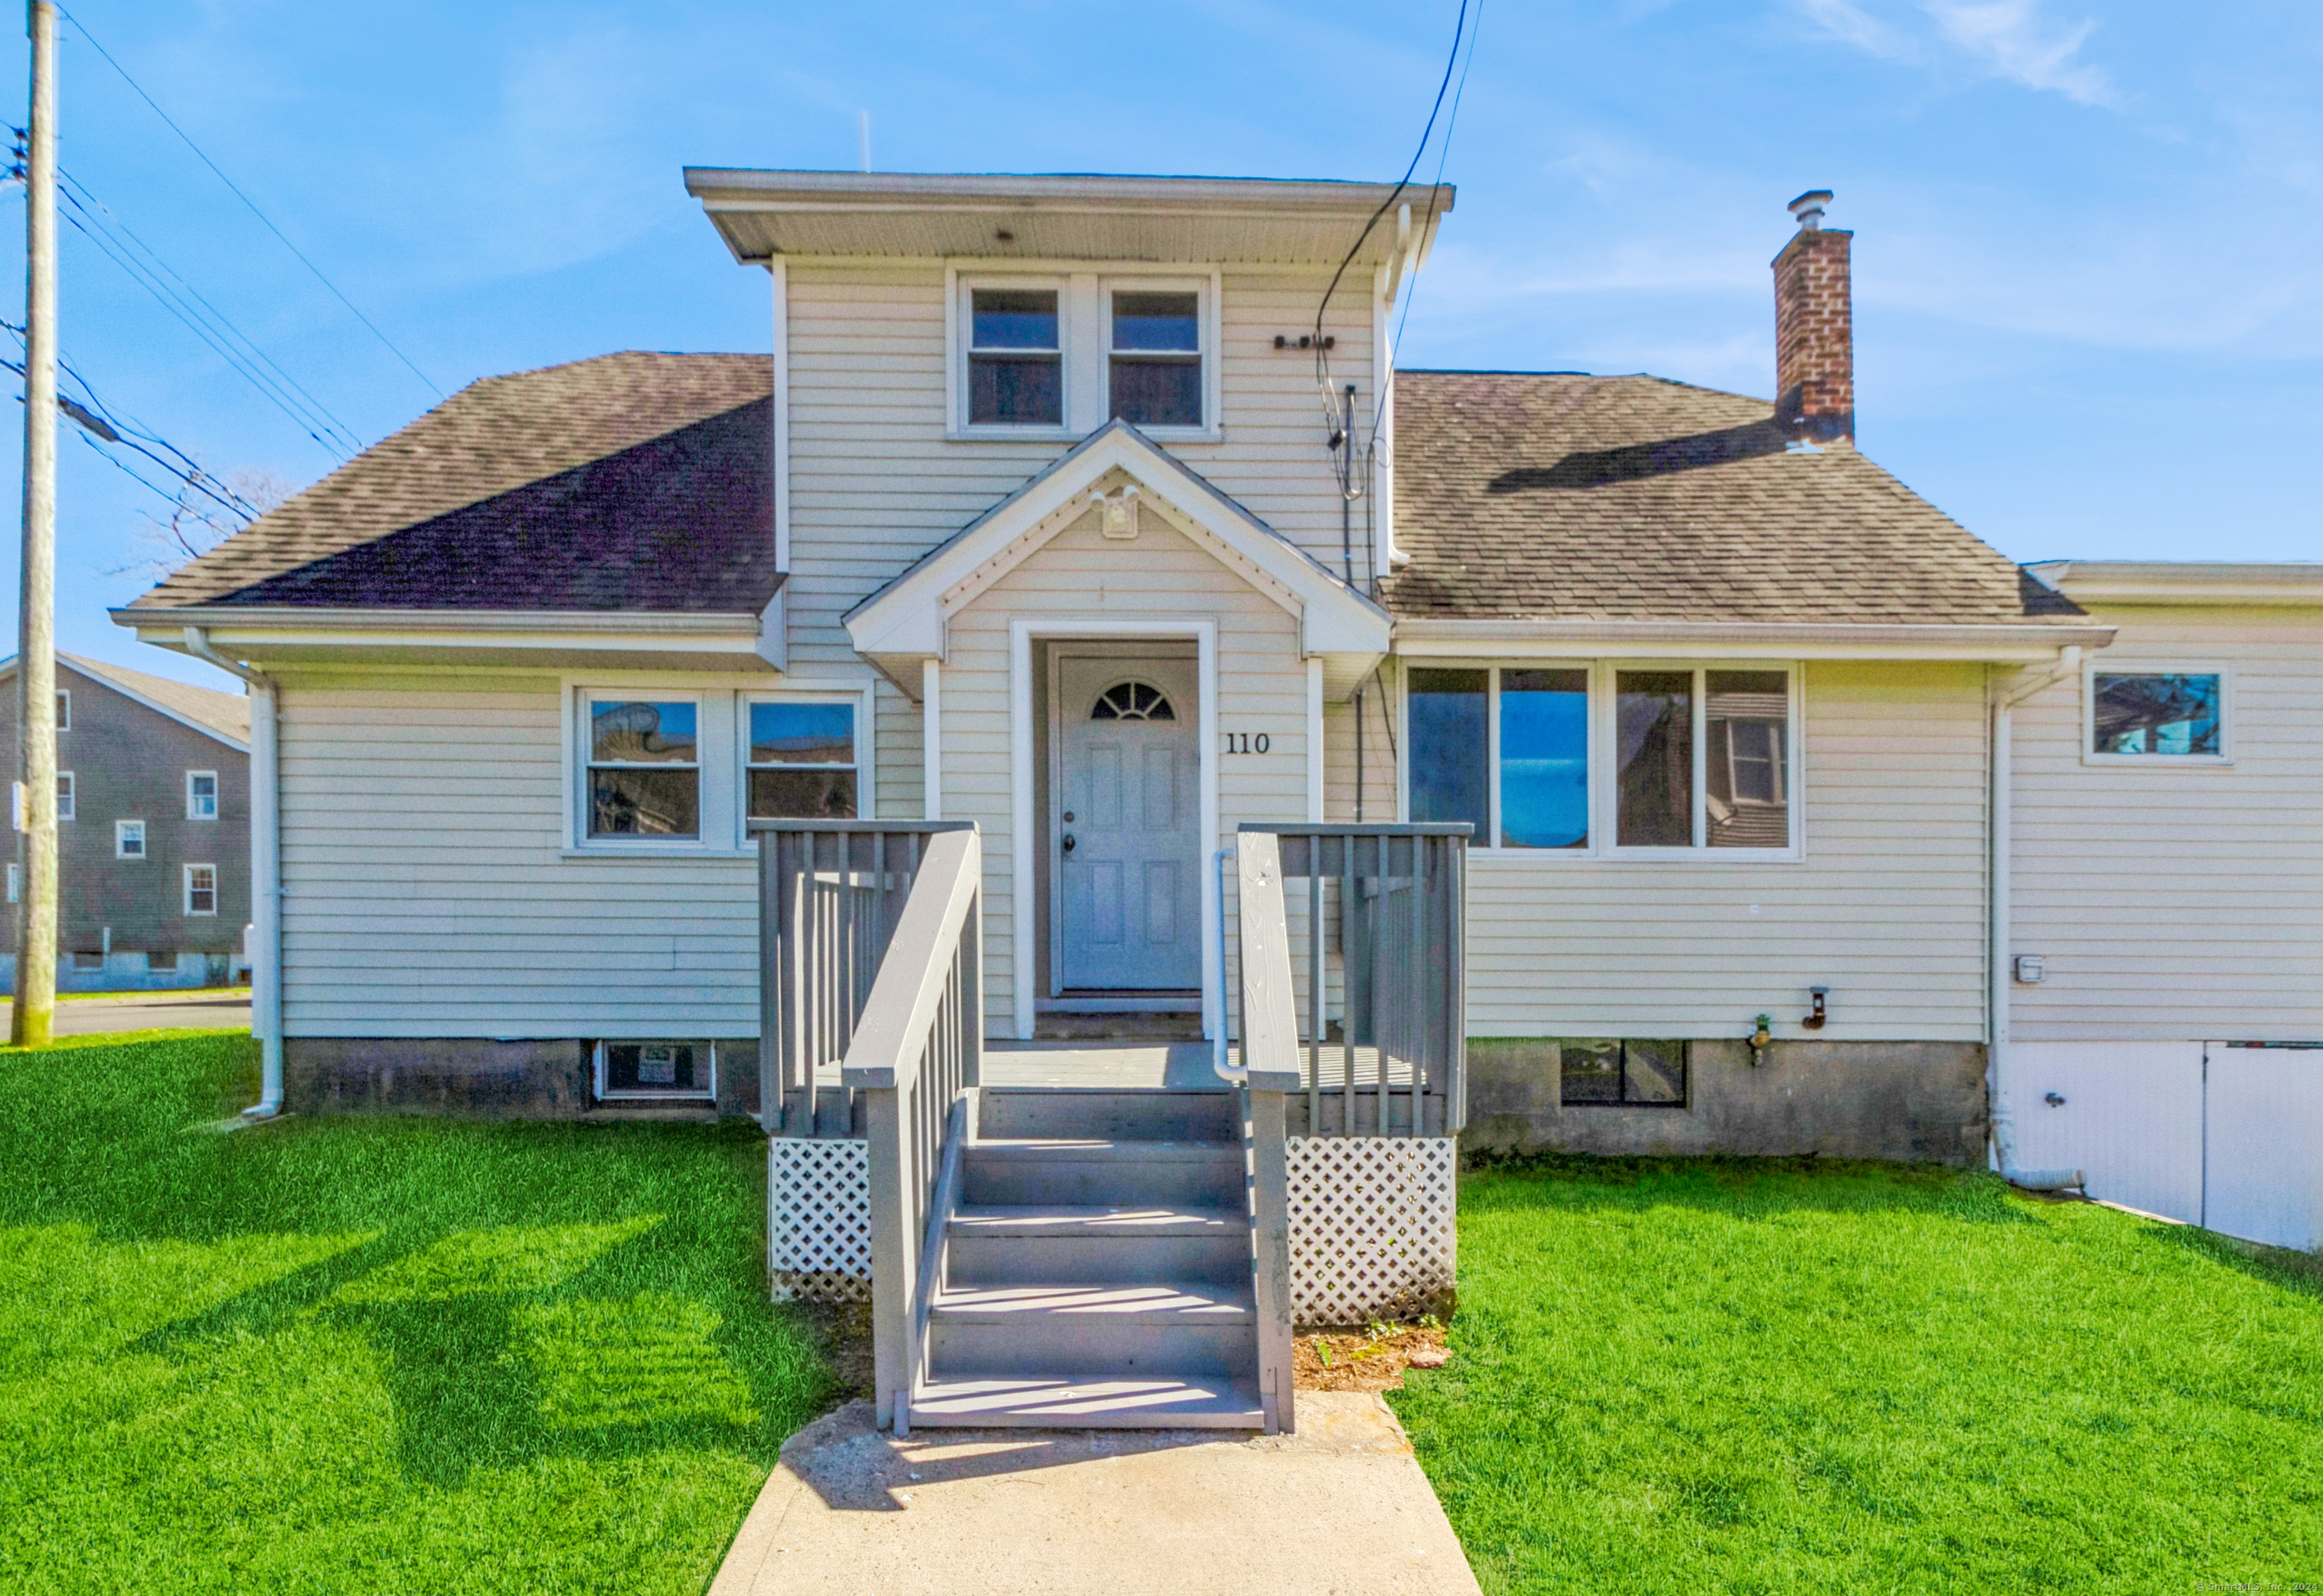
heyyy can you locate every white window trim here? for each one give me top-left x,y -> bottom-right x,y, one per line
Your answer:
6,862 -> 18,903
946,265 -> 1224,442
115,819 -> 147,860
591,1038 -> 719,1103
2080,661 -> 2235,768
57,770 -> 73,823
568,687 -> 729,855
737,684 -> 876,826
182,862 -> 218,916
1099,274 -> 1224,442
54,689 -> 68,731
1399,659 -> 1805,863
186,769 -> 219,820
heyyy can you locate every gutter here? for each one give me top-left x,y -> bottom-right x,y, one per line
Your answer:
181,628 -> 284,1120
1988,646 -> 2086,1189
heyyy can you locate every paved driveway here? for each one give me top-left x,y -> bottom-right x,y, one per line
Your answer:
51,990 -> 252,1036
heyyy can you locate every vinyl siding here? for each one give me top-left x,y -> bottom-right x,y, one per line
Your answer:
2011,605 -> 2323,1043
1459,660 -> 1992,1042
784,263 -> 1374,670
276,671 -> 760,1038
937,508 -> 1311,1033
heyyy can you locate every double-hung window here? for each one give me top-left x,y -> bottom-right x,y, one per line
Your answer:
746,699 -> 859,820
1407,665 -> 1797,854
184,863 -> 217,916
187,770 -> 219,820
2087,670 -> 2227,763
585,698 -> 700,840
116,820 -> 146,860
967,287 -> 1062,426
56,772 -> 73,823
1109,289 -> 1202,427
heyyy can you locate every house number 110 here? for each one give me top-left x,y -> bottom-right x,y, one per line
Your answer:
1224,733 -> 1271,755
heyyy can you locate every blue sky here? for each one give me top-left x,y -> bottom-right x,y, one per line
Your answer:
9,0 -> 2318,690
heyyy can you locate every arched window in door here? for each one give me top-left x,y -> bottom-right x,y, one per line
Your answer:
1090,680 -> 1176,721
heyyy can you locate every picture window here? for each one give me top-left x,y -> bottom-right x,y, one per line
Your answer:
586,699 -> 699,840
745,699 -> 858,821
2092,672 -> 2222,758
1561,1039 -> 1689,1106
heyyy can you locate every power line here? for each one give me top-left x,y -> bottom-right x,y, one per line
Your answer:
54,167 -> 364,454
55,3 -> 445,399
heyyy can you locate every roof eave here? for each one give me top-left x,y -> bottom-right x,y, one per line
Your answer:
1391,618 -> 2117,662
2026,560 -> 2323,607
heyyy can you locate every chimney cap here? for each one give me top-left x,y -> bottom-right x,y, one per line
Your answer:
1788,190 -> 1834,231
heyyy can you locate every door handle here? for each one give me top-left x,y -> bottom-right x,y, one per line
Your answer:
1061,834 -> 1076,855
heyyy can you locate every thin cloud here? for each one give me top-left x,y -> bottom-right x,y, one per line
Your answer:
1791,0 -> 2117,107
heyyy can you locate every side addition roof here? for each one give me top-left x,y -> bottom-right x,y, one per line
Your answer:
127,352 -> 779,616
1386,371 -> 2105,651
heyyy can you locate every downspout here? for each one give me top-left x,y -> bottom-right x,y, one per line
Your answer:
183,627 -> 283,1119
1989,645 -> 2080,1187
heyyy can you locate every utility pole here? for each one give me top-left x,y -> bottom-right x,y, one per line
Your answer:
12,0 -> 57,1047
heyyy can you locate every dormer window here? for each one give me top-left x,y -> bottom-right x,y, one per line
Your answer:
1109,290 -> 1201,427
969,287 -> 1062,426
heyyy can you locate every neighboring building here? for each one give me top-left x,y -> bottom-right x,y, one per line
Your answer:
1996,562 -> 2323,1249
0,653 -> 251,991
105,171 -> 2182,1169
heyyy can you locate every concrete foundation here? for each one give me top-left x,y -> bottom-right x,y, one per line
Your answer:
1463,1038 -> 1988,1166
284,1037 -> 762,1120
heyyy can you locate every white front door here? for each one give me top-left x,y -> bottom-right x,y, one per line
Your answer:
1054,653 -> 1202,991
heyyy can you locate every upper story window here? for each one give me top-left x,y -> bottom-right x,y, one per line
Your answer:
2089,670 -> 2226,762
586,698 -> 699,840
1109,290 -> 1202,428
54,690 -> 68,731
187,770 -> 219,820
1406,664 -> 1797,857
968,287 -> 1062,426
746,698 -> 858,820
116,820 -> 147,860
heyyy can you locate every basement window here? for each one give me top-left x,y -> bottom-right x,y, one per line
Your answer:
71,950 -> 104,971
146,950 -> 178,972
1561,1039 -> 1689,1107
594,1040 -> 716,1102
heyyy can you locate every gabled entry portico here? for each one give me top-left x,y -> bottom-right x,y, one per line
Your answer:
844,420 -> 1392,1040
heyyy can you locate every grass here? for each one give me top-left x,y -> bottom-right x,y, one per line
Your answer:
0,1033 -> 839,1596
1392,1156 -> 2323,1595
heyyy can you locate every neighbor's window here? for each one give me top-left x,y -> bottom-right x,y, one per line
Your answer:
54,690 -> 68,731
1500,668 -> 1590,849
746,699 -> 858,820
595,1040 -> 715,1100
5,862 -> 16,903
115,820 -> 146,860
1407,669 -> 1487,832
183,863 -> 218,916
56,771 -> 73,823
187,770 -> 219,820
1561,1038 -> 1688,1106
586,699 -> 699,840
969,287 -> 1062,426
2092,672 -> 2222,758
71,950 -> 103,971
146,950 -> 178,972
1109,290 -> 1202,428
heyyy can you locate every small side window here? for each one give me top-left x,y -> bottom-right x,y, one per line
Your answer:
115,820 -> 147,860
187,771 -> 219,820
2092,672 -> 2223,758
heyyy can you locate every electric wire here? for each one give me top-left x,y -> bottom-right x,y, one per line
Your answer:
56,4 -> 445,399
55,170 -> 363,456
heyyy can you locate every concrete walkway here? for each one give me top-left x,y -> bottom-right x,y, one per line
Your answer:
710,1390 -> 1481,1596
51,990 -> 250,1036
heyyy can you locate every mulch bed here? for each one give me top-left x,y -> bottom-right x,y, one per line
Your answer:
1293,1322 -> 1450,1392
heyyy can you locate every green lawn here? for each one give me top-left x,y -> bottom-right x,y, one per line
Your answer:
0,1033 -> 838,1596
1393,1157 -> 2323,1595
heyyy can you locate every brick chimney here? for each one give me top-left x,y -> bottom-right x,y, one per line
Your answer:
1772,189 -> 1853,445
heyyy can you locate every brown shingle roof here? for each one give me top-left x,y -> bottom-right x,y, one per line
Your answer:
1383,371 -> 2078,625
132,352 -> 777,614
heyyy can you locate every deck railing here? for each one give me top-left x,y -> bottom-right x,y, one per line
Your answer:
830,825 -> 982,1433
1238,823 -> 1472,1137
752,820 -> 975,1136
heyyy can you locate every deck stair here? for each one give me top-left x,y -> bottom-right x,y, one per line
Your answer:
909,1084 -> 1268,1429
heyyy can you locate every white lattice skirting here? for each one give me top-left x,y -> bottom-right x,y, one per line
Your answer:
1287,1136 -> 1459,1328
768,1137 -> 872,1303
